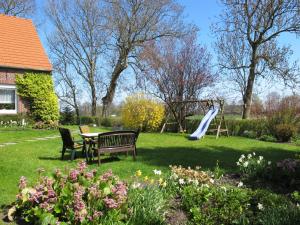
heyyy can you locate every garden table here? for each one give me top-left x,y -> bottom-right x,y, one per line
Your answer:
80,133 -> 102,162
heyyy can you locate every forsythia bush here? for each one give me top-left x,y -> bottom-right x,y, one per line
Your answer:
122,94 -> 164,131
16,73 -> 59,122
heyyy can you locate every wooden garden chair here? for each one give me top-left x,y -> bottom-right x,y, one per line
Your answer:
59,127 -> 85,161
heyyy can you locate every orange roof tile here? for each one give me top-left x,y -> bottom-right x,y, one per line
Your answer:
0,14 -> 52,72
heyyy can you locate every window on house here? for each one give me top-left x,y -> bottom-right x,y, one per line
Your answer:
0,85 -> 17,113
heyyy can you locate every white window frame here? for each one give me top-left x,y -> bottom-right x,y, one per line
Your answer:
0,84 -> 17,114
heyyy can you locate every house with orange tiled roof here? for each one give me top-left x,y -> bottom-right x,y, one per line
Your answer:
0,14 -> 52,115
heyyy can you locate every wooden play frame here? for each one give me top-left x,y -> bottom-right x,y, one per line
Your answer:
160,99 -> 229,139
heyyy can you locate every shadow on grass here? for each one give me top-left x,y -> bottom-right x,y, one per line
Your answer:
137,145 -> 299,172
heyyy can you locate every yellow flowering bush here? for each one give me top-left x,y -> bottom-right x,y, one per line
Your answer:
122,93 -> 164,131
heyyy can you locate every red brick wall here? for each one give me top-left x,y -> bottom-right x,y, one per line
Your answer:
0,68 -> 27,114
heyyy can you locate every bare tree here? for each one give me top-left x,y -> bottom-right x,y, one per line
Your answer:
0,0 -> 35,16
138,33 -> 215,132
47,0 -> 108,116
101,0 -> 185,116
53,57 -> 81,122
214,0 -> 300,119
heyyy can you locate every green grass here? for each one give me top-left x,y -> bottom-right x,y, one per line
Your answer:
0,127 -> 299,208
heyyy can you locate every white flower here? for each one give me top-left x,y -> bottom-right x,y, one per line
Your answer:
247,154 -> 252,159
243,161 -> 249,167
241,154 -> 245,159
253,152 -> 256,156
268,161 -> 271,165
259,156 -> 264,161
209,178 -> 215,184
178,178 -> 185,185
195,166 -> 201,170
258,203 -> 264,210
221,186 -> 227,192
153,169 -> 162,175
237,181 -> 243,187
201,184 -> 209,188
257,160 -> 261,164
236,161 -> 240,166
132,182 -> 141,189
171,173 -> 178,179
187,178 -> 193,184
297,203 -> 299,208
239,158 -> 243,163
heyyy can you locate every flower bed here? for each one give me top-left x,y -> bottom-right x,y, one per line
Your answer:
7,156 -> 300,225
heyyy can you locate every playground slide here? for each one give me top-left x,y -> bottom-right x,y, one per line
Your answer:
189,107 -> 219,140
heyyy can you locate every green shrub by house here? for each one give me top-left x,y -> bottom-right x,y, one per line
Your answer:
16,73 -> 59,122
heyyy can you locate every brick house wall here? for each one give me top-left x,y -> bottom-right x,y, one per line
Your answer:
0,68 -> 30,114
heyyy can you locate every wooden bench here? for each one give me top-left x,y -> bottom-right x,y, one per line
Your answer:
94,130 -> 139,166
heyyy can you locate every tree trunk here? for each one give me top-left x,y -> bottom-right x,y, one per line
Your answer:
91,84 -> 97,116
75,105 -> 80,124
102,55 -> 127,117
242,46 -> 257,119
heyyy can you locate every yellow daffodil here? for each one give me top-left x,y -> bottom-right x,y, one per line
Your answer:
144,176 -> 149,181
135,170 -> 142,177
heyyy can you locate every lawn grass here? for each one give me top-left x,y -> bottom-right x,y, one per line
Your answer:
0,127 -> 299,208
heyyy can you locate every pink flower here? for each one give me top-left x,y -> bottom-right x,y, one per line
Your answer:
55,169 -> 62,178
88,185 -> 99,198
18,176 -> 27,189
69,169 -> 80,182
100,170 -> 113,181
103,197 -> 119,209
85,172 -> 94,180
77,161 -> 87,173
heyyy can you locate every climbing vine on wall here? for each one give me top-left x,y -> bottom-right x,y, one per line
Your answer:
16,73 -> 59,122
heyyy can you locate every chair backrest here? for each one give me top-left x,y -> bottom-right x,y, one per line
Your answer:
59,127 -> 74,149
79,125 -> 90,134
97,131 -> 138,148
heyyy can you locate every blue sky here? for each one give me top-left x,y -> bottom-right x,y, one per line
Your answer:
35,0 -> 300,102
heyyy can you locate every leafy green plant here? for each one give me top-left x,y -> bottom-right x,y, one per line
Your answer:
60,106 -> 76,125
79,116 -> 101,126
256,204 -> 300,225
181,184 -> 300,225
242,130 -> 257,139
274,123 -> 297,142
101,116 -> 122,128
128,186 -> 168,225
32,120 -> 59,130
16,73 -> 59,123
181,185 -> 252,225
258,135 -> 277,142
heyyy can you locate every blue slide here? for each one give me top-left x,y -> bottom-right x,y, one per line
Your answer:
189,107 -> 219,140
